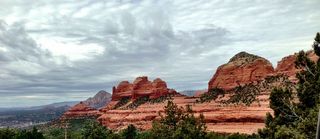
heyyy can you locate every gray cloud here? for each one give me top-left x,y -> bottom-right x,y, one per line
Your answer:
0,0 -> 319,107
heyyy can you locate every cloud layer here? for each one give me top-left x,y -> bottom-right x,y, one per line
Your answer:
0,0 -> 319,107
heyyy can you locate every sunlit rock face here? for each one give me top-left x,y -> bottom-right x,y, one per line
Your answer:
208,52 -> 275,90
61,102 -> 101,119
111,76 -> 176,101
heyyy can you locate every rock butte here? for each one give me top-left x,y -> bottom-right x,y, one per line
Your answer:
208,52 -> 275,90
208,51 -> 318,91
111,76 -> 176,101
61,102 -> 101,120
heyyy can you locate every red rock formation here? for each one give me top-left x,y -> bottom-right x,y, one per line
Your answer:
61,102 -> 101,119
111,76 -> 175,101
208,52 -> 275,90
276,51 -> 318,80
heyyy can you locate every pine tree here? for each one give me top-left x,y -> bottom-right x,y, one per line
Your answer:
259,32 -> 320,139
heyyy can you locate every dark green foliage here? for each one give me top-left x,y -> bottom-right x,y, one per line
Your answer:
205,132 -> 253,139
114,97 -> 130,109
151,100 -> 207,139
225,83 -> 260,106
81,120 -> 112,139
0,128 -> 16,139
269,88 -> 298,124
0,127 -> 45,139
149,94 -> 173,104
121,124 -> 138,139
259,33 -> 320,139
313,32 -> 320,56
44,128 -> 64,139
196,88 -> 225,103
125,94 -> 174,110
126,96 -> 150,109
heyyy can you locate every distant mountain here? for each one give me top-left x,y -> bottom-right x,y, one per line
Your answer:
180,89 -> 207,97
82,90 -> 111,109
0,101 -> 78,112
26,101 -> 79,110
180,90 -> 197,96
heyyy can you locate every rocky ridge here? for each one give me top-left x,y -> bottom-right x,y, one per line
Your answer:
61,50 -> 319,134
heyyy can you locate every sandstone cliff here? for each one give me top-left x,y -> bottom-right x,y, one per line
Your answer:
208,52 -> 275,90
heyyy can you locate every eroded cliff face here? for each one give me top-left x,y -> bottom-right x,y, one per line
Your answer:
208,52 -> 275,90
61,102 -> 101,119
111,76 -> 175,101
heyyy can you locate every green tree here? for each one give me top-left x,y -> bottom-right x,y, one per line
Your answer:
0,128 -> 16,139
15,127 -> 45,139
121,124 -> 138,139
81,120 -> 111,139
151,100 -> 207,139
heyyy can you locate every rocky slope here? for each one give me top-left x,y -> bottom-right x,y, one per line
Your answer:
208,52 -> 275,90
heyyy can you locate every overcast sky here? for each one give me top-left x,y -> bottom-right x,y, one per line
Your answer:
0,0 -> 319,107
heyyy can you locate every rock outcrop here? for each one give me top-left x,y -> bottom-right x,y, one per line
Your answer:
61,102 -> 101,119
83,90 -> 112,109
208,52 -> 275,90
111,76 -> 175,101
275,51 -> 318,80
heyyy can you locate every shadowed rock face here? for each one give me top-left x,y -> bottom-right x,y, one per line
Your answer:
111,76 -> 175,101
61,102 -> 101,119
208,52 -> 275,90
